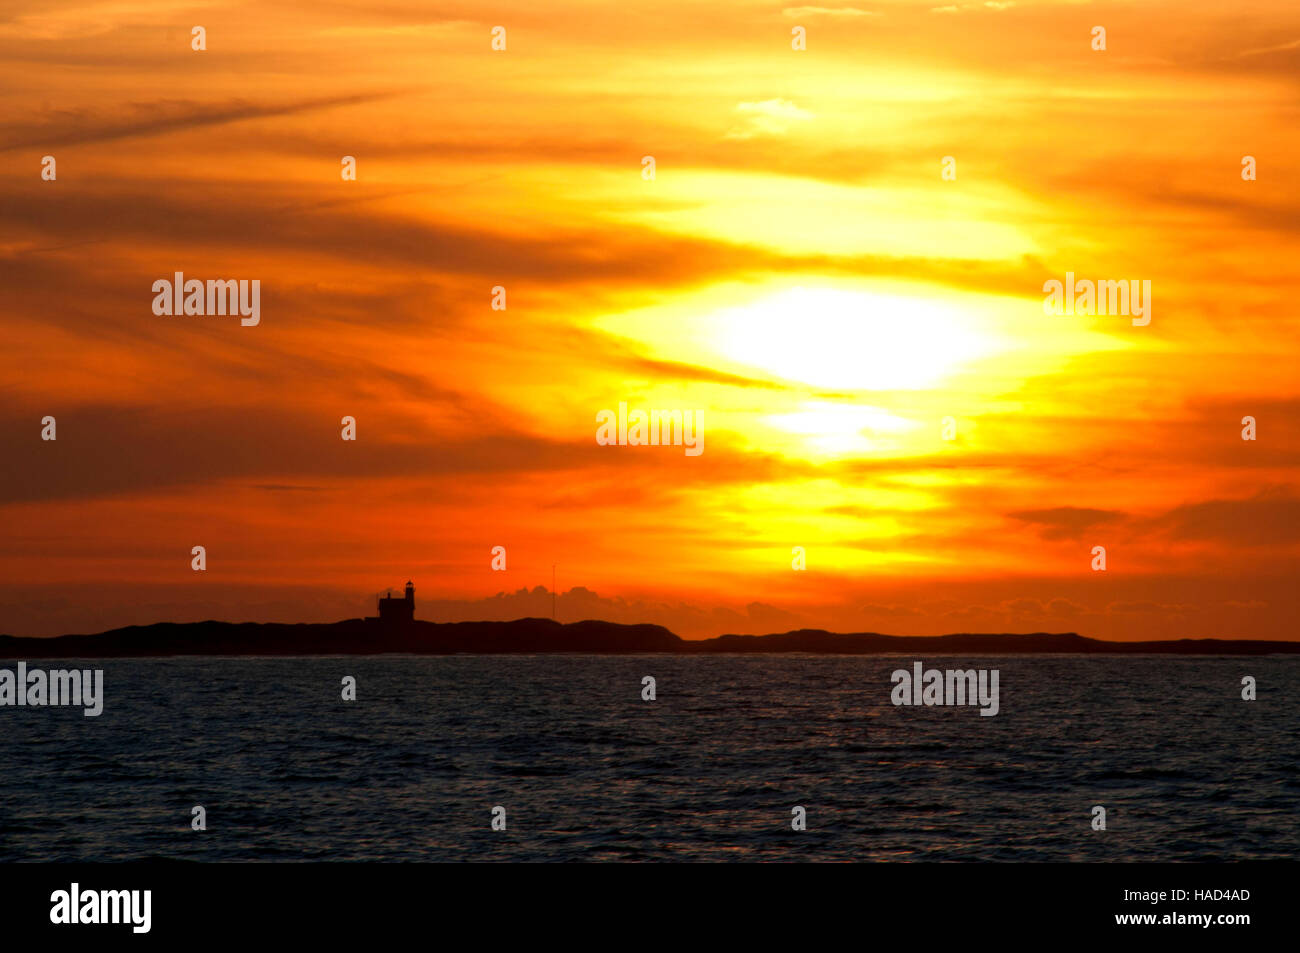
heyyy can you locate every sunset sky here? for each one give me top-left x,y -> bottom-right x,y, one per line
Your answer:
2,1 -> 1298,639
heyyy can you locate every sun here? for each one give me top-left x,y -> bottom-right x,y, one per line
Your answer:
707,286 -> 1004,391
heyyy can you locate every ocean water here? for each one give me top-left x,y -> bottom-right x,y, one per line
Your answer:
0,655 -> 1295,862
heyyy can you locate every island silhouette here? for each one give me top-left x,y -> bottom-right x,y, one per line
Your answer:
1,617 -> 1296,657
4,578 -> 1296,656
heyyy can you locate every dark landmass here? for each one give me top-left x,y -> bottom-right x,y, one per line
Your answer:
1,618 -> 1298,657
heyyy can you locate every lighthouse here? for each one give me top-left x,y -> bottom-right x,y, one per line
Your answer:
374,580 -> 415,624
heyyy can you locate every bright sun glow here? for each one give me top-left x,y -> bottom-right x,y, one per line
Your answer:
708,286 -> 1004,390
765,402 -> 917,454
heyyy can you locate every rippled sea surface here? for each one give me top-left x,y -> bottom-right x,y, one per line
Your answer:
1,655 -> 1295,862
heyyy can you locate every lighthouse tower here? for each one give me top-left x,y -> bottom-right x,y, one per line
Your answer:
375,580 -> 415,624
